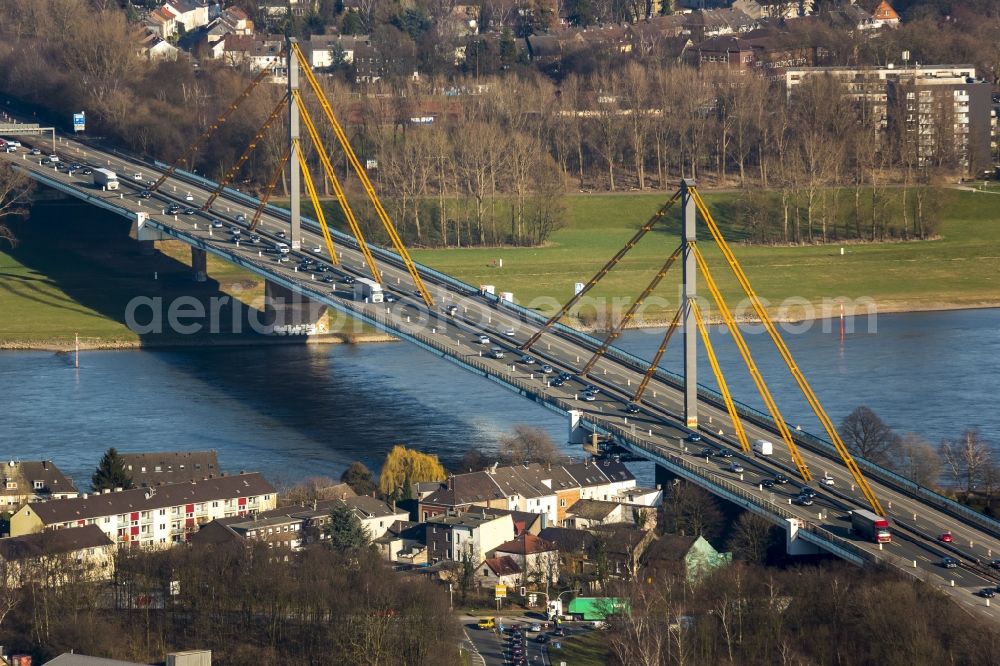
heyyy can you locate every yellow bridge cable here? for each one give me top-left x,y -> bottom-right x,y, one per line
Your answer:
631,304 -> 684,404
249,147 -> 290,233
691,189 -> 884,515
293,91 -> 382,286
582,245 -> 682,376
203,93 -> 289,211
151,60 -> 278,193
294,140 -> 339,266
291,43 -> 434,308
692,244 -> 812,481
692,301 -> 750,453
522,189 -> 683,352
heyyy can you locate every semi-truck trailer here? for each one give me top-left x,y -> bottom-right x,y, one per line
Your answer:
850,509 -> 892,544
354,277 -> 384,303
92,168 -> 119,190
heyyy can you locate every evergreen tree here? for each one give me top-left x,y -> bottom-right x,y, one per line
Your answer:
325,502 -> 372,553
91,447 -> 133,491
340,461 -> 377,496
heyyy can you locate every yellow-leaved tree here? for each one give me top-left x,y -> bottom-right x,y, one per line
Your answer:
378,445 -> 447,501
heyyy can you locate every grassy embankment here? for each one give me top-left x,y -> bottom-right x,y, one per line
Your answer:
550,630 -> 611,665
2,189 -> 1000,348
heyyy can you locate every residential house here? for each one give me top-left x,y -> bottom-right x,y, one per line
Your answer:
425,511 -> 515,563
137,29 -> 180,61
122,451 -> 220,487
641,534 -> 732,583
339,495 -> 410,541
871,0 -> 900,28
166,0 -> 210,33
682,8 -> 757,41
308,34 -> 369,69
613,486 -> 662,507
374,520 -> 426,564
538,526 -> 597,584
0,460 -> 77,510
477,555 -> 522,589
821,3 -> 879,32
563,499 -> 627,529
687,35 -> 756,71
144,6 -> 178,40
491,533 -> 559,585
593,526 -> 656,581
10,473 -> 277,547
418,471 -> 511,521
0,525 -> 114,585
567,459 -> 636,502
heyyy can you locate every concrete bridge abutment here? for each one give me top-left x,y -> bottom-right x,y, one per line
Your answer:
264,280 -> 330,335
191,248 -> 207,282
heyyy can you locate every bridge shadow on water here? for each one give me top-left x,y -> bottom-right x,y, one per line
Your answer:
5,196 -> 504,477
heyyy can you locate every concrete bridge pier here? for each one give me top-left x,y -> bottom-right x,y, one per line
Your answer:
264,280 -> 329,336
191,248 -> 207,282
785,518 -> 822,556
655,464 -> 681,490
132,212 -> 168,257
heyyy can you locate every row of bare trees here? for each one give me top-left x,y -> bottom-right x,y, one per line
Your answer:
0,1 -> 969,248
0,542 -> 460,664
602,561 -> 999,666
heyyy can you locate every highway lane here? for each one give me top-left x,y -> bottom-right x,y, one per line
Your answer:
9,135 -> 1000,621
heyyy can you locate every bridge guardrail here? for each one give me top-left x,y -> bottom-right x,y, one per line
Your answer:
158,162 -> 999,538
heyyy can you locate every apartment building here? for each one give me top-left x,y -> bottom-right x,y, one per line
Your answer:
10,473 -> 277,547
425,511 -> 515,563
121,450 -> 220,487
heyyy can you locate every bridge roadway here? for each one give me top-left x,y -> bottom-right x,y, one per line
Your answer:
7,133 -> 1000,622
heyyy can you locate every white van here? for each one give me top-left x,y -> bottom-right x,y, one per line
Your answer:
275,242 -> 290,255
753,439 -> 773,456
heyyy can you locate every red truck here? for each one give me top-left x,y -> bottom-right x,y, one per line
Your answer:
851,509 -> 892,544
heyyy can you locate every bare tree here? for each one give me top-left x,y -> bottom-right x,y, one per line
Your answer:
838,406 -> 900,465
0,164 -> 33,245
499,425 -> 560,465
727,511 -> 777,564
661,480 -> 724,539
894,433 -> 942,488
939,429 -> 993,495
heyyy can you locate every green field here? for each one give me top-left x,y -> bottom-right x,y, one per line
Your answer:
409,189 -> 1000,323
550,630 -> 610,665
0,199 -> 263,347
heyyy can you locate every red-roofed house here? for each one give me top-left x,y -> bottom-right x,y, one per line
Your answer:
491,533 -> 559,584
872,1 -> 900,28
477,555 -> 522,588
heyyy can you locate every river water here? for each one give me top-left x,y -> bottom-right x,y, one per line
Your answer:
1,308 -> 998,488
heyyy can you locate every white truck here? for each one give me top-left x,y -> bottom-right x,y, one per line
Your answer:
354,277 -> 384,303
92,168 -> 119,190
753,439 -> 773,456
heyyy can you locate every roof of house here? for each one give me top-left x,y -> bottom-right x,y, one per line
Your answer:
44,655 -> 150,666
494,532 -> 557,555
566,499 -> 621,521
24,473 -> 275,525
426,510 -> 513,529
374,520 -> 422,544
695,35 -> 756,53
595,459 -> 635,484
538,527 -> 597,554
483,555 -> 521,577
642,535 -> 699,562
562,460 -> 612,488
0,525 -> 112,561
591,525 -> 652,556
873,1 -> 899,21
0,460 -> 77,496
422,471 -> 507,507
121,450 -> 220,487
342,495 -> 403,520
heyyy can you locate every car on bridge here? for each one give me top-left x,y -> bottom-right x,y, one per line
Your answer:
938,532 -> 953,543
490,347 -> 505,359
625,403 -> 640,414
990,559 -> 1000,570
183,208 -> 195,215
276,230 -> 287,238
551,378 -> 565,387
684,433 -> 702,443
29,148 -> 40,155
774,473 -> 790,484
760,479 -> 776,488
729,462 -> 744,473
184,192 -> 194,201
167,204 -> 181,214
717,448 -> 733,458
211,219 -> 223,228
941,557 -> 960,569
699,447 -> 716,458
235,213 -> 246,223
799,486 -> 817,499
582,392 -> 597,402
520,354 -> 536,365
793,495 -> 814,506
977,588 -> 996,598
445,305 -> 458,316
540,364 -> 554,374
139,190 -> 151,198
476,334 -> 490,345
584,384 -> 601,394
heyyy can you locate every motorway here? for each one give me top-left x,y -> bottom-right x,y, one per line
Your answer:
6,132 -> 1000,623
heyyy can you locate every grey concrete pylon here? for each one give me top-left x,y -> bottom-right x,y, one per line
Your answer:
681,179 -> 697,429
288,38 -> 301,250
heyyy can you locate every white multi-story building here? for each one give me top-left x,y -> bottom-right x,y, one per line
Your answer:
11,474 -> 276,548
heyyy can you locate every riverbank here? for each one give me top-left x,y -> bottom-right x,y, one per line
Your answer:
0,332 -> 399,352
3,188 -> 1000,349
